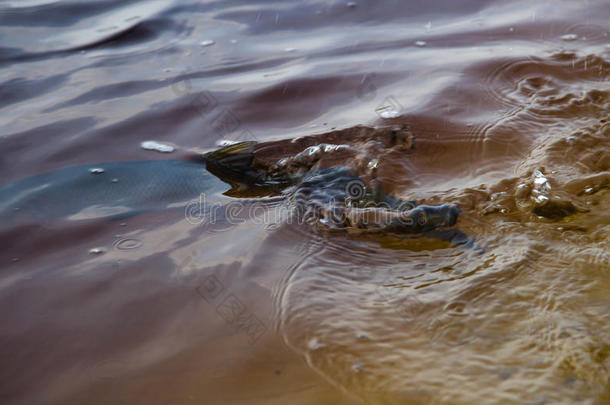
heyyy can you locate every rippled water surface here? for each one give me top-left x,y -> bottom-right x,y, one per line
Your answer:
1,1 -> 610,404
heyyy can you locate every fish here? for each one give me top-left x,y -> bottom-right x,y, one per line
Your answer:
0,129 -> 473,248
204,140 -> 473,247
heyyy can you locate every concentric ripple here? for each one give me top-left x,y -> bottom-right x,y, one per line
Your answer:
562,23 -> 610,42
480,53 -> 610,120
275,233 -> 610,404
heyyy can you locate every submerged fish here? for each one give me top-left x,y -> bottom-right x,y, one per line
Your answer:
203,139 -> 470,246
204,142 -> 456,226
0,128 -> 469,246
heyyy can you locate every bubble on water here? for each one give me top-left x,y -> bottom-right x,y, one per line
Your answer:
375,96 -> 403,118
111,178 -> 119,183
306,145 -> 321,156
284,47 -> 297,52
308,337 -> 325,350
89,167 -> 105,174
200,39 -> 215,47
215,139 -> 240,147
347,2 -> 357,8
89,247 -> 106,255
533,170 -> 551,194
533,195 -> 549,204
140,141 -> 174,153
530,170 -> 553,206
376,105 -> 400,118
561,34 -> 578,41
563,23 -> 609,41
491,191 -> 507,201
230,39 -> 237,44
584,187 -> 593,194
415,40 -> 427,47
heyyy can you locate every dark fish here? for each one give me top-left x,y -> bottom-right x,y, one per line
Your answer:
205,142 -> 474,248
0,141 -> 474,250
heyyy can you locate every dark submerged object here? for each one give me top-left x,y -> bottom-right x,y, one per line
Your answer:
204,141 -> 470,246
0,140 -> 470,247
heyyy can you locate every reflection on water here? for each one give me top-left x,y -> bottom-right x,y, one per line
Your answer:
1,0 -> 609,404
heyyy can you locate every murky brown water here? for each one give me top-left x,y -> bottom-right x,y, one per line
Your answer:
1,1 -> 610,404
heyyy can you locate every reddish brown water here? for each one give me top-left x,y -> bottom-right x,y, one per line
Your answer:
1,1 -> 610,404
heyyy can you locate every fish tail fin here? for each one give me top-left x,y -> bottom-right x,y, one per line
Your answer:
204,141 -> 294,196
203,141 -> 257,172
203,141 -> 270,193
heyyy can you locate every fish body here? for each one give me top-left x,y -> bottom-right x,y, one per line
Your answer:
0,137 -> 469,247
0,159 -> 230,226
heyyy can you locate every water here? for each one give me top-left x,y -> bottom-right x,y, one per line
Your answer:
1,1 -> 609,404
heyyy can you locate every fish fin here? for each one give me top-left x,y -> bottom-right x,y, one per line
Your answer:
203,142 -> 289,196
203,141 -> 257,171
